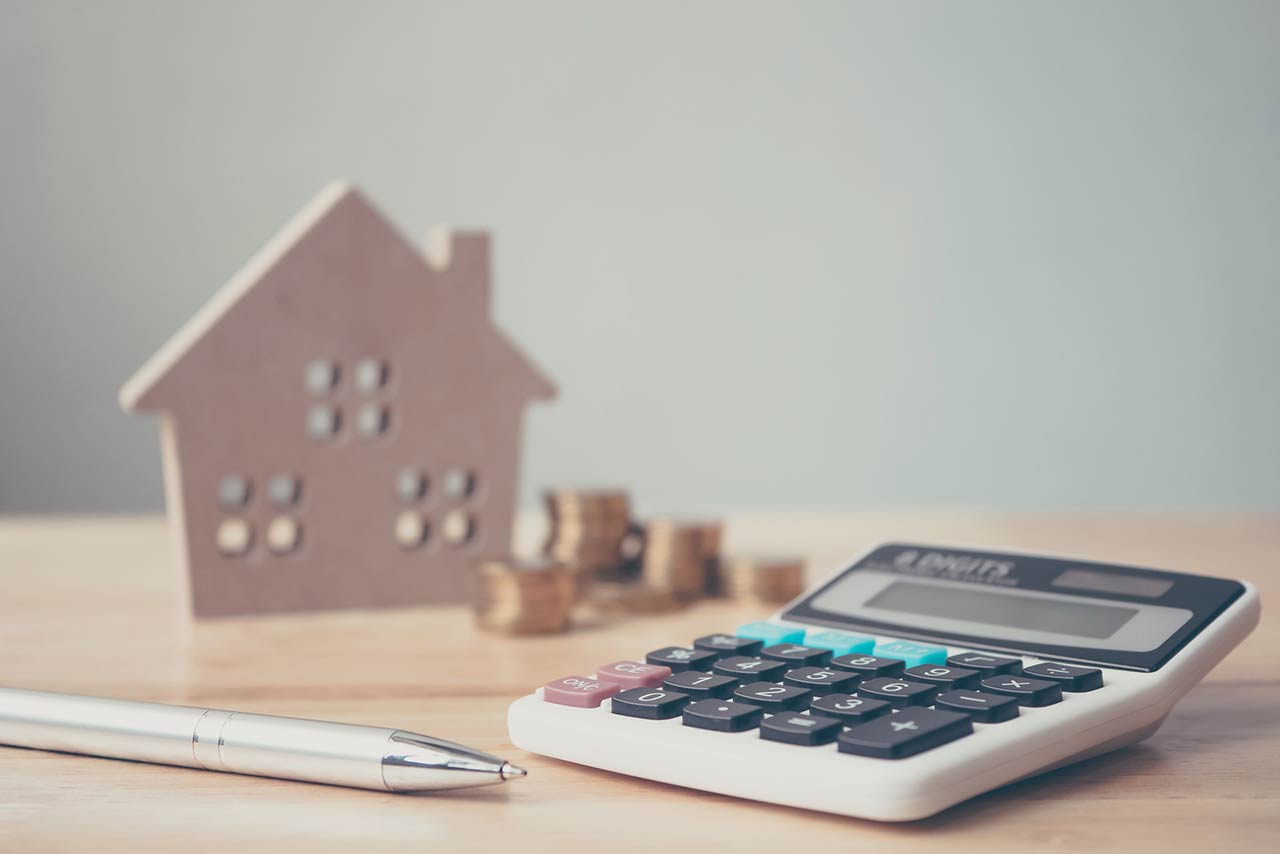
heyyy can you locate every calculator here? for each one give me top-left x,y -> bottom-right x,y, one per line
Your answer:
507,543 -> 1260,820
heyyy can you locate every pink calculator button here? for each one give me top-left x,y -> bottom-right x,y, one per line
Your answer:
597,661 -> 673,689
541,676 -> 622,708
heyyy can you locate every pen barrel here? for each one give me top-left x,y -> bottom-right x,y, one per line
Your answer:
0,688 -> 207,768
201,711 -> 395,790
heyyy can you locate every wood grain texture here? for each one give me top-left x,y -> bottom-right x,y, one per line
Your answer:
0,512 -> 1277,852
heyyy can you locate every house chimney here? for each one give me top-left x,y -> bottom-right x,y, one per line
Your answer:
424,226 -> 491,318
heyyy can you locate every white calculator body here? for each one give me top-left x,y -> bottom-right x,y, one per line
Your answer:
508,543 -> 1260,821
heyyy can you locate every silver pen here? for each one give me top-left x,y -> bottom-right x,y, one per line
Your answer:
0,687 -> 526,792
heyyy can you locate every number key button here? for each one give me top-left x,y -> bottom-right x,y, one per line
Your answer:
645,646 -> 717,673
663,670 -> 738,699
611,687 -> 691,720
596,661 -> 671,689
829,654 -> 905,679
904,664 -> 980,690
782,667 -> 860,696
760,644 -> 832,667
981,675 -> 1063,707
856,677 -> 938,708
733,681 -> 812,711
713,656 -> 788,682
760,713 -> 843,746
682,699 -> 764,733
809,693 -> 892,724
934,690 -> 1020,723
839,707 -> 973,759
947,651 -> 1024,676
694,633 -> 763,659
1023,662 -> 1104,692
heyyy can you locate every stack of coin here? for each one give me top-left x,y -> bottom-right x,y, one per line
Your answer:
543,489 -> 633,580
639,519 -> 723,600
719,555 -> 806,604
473,559 -> 575,635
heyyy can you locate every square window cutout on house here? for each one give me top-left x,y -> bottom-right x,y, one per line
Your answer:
218,475 -> 251,509
268,474 -> 301,506
354,358 -> 388,393
396,468 -> 428,502
305,359 -> 339,395
307,404 -> 341,440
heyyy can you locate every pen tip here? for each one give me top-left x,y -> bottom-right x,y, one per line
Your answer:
500,762 -> 528,780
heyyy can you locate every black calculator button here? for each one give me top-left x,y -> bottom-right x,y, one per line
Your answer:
838,707 -> 973,759
1023,662 -> 1104,692
713,656 -> 788,682
781,667 -> 860,696
809,693 -> 892,724
663,670 -> 738,699
904,664 -> 981,690
980,675 -> 1063,707
693,634 -> 763,659
733,681 -> 812,711
760,644 -> 832,667
645,646 -> 718,673
760,713 -> 843,746
611,687 -> 691,719
934,690 -> 1020,723
946,652 -> 1023,676
855,677 -> 938,708
682,699 -> 764,732
829,655 -> 905,679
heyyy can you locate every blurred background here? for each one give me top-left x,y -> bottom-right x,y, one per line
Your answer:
1,0 -> 1277,514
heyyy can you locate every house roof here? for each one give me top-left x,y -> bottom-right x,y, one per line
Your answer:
120,182 -> 556,413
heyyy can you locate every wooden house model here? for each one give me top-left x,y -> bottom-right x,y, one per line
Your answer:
120,183 -> 556,617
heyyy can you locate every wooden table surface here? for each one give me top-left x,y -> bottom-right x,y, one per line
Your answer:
0,511 -> 1276,852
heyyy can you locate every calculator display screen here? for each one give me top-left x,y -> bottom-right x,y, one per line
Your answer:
864,581 -> 1139,639
783,543 -> 1246,671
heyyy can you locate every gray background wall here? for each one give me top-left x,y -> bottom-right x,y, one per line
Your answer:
2,0 -> 1277,514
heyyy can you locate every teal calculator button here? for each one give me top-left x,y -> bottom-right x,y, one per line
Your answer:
735,622 -> 805,644
873,640 -> 948,667
803,630 -> 876,656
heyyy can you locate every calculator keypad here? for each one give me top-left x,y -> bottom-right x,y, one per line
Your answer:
597,661 -> 672,689
663,670 -> 738,698
542,676 -> 622,708
760,713 -> 843,746
733,681 -> 813,711
682,699 -> 764,732
542,626 -> 1112,762
980,675 -> 1063,707
760,644 -> 832,667
645,646 -> 718,673
872,640 -> 948,667
802,630 -> 876,656
1023,662 -> 1103,692
855,677 -> 938,708
611,687 -> 691,719
829,654 -> 905,679
946,652 -> 1023,676
713,656 -> 789,682
694,633 -> 764,659
782,667 -> 861,696
809,693 -> 892,724
838,707 -> 973,759
904,664 -> 981,690
933,690 -> 1020,723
